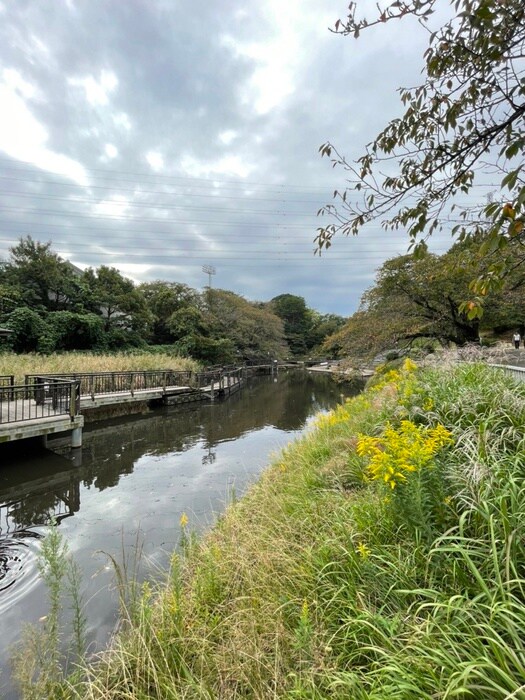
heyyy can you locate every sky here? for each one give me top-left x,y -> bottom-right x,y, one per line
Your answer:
0,0 -> 459,317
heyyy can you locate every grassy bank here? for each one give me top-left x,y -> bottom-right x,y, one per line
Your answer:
17,356 -> 525,698
0,350 -> 199,384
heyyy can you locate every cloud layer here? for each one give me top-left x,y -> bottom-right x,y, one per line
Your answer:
0,0 -> 447,315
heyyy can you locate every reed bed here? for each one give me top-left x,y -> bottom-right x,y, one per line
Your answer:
15,356 -> 525,699
0,351 -> 199,384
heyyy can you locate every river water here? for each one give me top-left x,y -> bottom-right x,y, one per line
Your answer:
0,370 -> 358,698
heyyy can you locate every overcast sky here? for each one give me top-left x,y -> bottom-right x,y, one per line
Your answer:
0,0 -> 457,316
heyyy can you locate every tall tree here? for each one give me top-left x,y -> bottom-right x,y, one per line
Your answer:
83,266 -> 152,337
324,234 -> 525,359
316,1 -> 525,313
207,289 -> 288,362
2,236 -> 85,312
270,294 -> 312,356
139,280 -> 199,344
308,311 -> 347,351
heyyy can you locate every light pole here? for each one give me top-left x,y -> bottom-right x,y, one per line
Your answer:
202,264 -> 216,289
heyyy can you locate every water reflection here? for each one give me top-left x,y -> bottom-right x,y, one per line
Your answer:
0,371 -> 360,699
1,372 -> 349,531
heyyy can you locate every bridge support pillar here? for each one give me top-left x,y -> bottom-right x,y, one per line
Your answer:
71,426 -> 82,449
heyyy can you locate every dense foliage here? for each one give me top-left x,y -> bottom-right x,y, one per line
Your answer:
324,234 -> 525,360
0,237 -> 341,362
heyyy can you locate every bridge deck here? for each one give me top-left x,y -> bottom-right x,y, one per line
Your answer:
0,413 -> 84,444
0,376 -> 243,445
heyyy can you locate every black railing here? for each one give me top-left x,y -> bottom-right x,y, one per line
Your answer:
0,378 -> 80,425
0,364 -> 274,424
191,367 -> 245,392
25,370 -> 193,400
0,375 -> 14,388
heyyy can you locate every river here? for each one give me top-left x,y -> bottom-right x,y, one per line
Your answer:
0,369 -> 359,698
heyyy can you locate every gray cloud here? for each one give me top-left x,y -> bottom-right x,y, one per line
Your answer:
0,0 -> 448,316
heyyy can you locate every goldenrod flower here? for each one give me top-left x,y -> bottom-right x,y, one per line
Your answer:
356,541 -> 371,558
179,512 -> 189,528
357,420 -> 453,489
403,358 -> 418,373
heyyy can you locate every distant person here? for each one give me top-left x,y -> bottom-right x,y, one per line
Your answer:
513,332 -> 521,349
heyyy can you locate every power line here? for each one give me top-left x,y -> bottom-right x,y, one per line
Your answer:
0,188 -> 322,217
0,237 -> 449,261
0,227 -> 446,254
0,205 -> 324,229
0,158 -> 338,194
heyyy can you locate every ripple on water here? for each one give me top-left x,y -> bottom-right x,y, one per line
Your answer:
0,530 -> 44,615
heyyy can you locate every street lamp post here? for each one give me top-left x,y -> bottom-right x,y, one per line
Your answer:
202,264 -> 216,289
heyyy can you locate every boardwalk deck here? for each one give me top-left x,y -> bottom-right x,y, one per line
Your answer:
0,411 -> 84,445
0,371 -> 246,448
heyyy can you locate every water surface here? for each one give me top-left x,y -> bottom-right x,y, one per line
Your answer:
0,370 -> 357,698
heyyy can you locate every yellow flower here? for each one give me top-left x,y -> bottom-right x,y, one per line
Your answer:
179,512 -> 189,528
300,598 -> 310,624
357,420 -> 453,489
403,358 -> 418,373
356,541 -> 371,558
423,397 -> 434,411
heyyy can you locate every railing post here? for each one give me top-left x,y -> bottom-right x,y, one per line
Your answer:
35,376 -> 45,406
130,373 -> 135,397
69,380 -> 80,418
51,379 -> 59,410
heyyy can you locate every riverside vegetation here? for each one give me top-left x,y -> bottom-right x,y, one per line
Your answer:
12,355 -> 525,699
0,350 -> 199,384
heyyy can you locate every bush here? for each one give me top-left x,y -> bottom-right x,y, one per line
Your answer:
5,307 -> 47,352
37,312 -> 106,353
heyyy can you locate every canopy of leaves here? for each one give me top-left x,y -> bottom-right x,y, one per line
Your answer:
270,294 -> 314,356
1,237 -> 87,312
317,0 -> 525,313
139,280 -> 199,344
0,237 -> 305,360
324,234 -> 525,359
82,266 -> 152,335
206,289 -> 288,362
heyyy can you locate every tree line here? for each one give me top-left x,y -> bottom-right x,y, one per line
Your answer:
0,237 -> 345,363
324,233 -> 525,361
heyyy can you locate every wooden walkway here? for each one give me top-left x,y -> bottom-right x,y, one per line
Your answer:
0,411 -> 84,447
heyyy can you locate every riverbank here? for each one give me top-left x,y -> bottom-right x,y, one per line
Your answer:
15,355 -> 525,698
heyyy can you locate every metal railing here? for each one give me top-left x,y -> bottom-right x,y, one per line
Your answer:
191,367 -> 245,392
25,370 -> 193,400
0,377 -> 80,425
0,363 -> 276,424
489,364 -> 525,382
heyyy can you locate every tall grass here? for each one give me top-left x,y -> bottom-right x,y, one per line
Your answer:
16,356 -> 525,699
0,351 -> 199,383
12,524 -> 87,699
